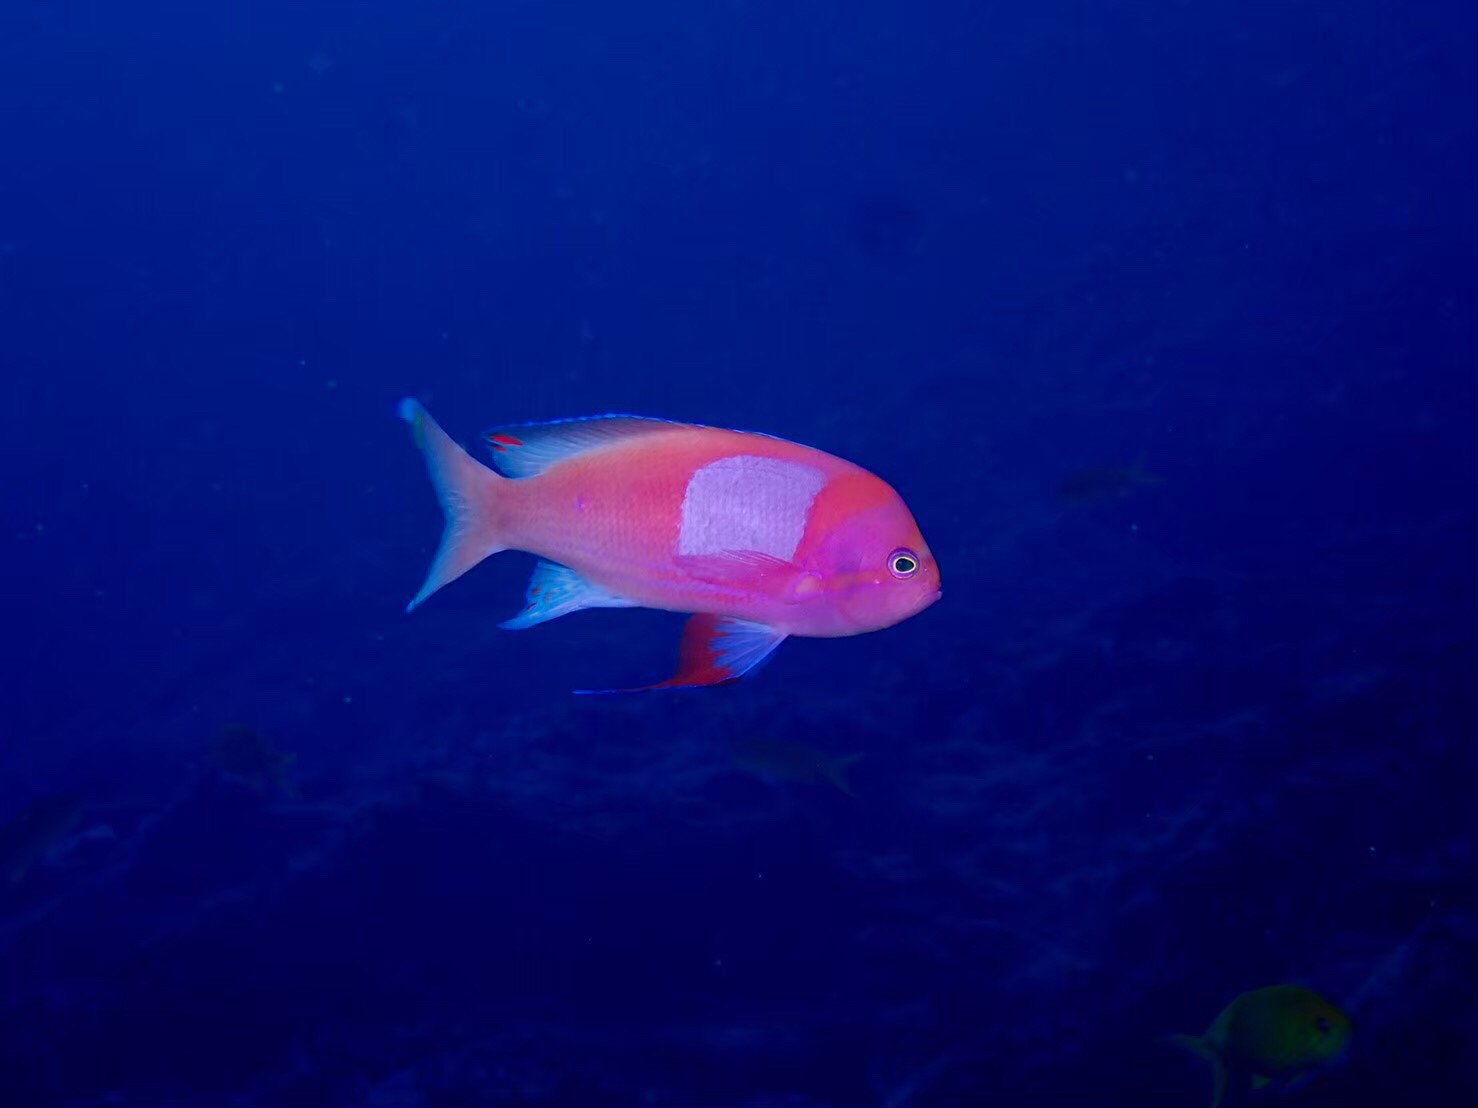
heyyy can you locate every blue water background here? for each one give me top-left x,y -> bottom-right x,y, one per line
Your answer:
1,1 -> 1474,1104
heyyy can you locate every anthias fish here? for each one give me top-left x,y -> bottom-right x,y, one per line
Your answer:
399,400 -> 941,690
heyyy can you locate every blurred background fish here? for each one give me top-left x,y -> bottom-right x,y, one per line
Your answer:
0,795 -> 84,887
208,725 -> 298,799
731,738 -> 863,798
1168,984 -> 1352,1107
1057,453 -> 1164,505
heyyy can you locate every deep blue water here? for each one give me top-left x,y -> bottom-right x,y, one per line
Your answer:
2,1 -> 1474,1105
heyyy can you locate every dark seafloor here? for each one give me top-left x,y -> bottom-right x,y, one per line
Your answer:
0,1 -> 1473,1105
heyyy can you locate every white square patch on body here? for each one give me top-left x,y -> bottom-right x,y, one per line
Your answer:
678,455 -> 827,560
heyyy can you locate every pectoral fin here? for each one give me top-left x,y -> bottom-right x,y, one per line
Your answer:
677,551 -> 800,587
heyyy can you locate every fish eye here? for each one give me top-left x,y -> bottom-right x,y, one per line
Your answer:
1315,1017 -> 1332,1034
889,549 -> 919,578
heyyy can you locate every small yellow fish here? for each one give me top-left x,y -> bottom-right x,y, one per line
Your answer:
1169,984 -> 1351,1107
731,738 -> 862,797
209,724 -> 297,798
0,795 -> 84,886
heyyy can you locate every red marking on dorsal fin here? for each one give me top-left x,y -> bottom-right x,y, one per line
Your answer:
479,415 -> 695,478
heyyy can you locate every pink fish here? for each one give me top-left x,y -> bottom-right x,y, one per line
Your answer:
399,399 -> 941,691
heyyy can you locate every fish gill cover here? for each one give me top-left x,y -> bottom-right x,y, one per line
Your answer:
0,0 -> 1473,1105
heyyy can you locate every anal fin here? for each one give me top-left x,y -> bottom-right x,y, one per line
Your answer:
500,560 -> 634,630
576,613 -> 787,694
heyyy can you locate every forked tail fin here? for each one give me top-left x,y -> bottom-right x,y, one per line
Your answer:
399,398 -> 508,611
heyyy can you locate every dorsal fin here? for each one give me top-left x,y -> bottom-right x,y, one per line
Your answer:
480,415 -> 694,478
